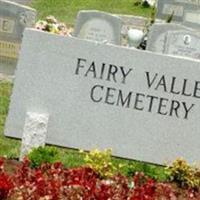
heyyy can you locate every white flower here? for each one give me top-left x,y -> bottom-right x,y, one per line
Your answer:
142,0 -> 156,7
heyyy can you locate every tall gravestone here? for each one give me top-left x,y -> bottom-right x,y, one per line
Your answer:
157,0 -> 200,29
5,29 -> 200,164
0,0 -> 36,75
74,10 -> 122,45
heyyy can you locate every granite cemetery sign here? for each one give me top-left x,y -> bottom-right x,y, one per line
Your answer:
74,10 -> 122,45
0,0 -> 36,75
157,0 -> 200,28
5,29 -> 200,164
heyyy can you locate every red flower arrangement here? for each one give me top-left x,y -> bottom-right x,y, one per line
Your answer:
0,158 -> 199,199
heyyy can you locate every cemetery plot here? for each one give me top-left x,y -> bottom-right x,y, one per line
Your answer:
5,29 -> 200,165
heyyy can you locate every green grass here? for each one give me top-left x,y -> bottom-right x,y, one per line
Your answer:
0,81 -> 20,158
0,1 -> 167,180
31,0 -> 153,25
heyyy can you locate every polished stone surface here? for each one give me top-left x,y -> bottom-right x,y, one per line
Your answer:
5,29 -> 200,164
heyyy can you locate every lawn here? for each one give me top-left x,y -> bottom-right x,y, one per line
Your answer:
0,0 -> 167,180
31,0 -> 153,25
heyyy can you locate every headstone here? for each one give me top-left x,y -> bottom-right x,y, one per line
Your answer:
157,0 -> 200,26
20,112 -> 49,160
5,28 -> 200,165
183,10 -> 200,29
164,30 -> 200,60
146,23 -> 194,53
0,0 -> 36,75
74,10 -> 122,45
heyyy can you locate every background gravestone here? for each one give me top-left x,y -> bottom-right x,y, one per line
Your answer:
5,28 -> 200,164
0,0 -> 36,75
183,10 -> 200,30
74,10 -> 122,45
157,0 -> 200,27
164,30 -> 200,60
146,23 -> 195,53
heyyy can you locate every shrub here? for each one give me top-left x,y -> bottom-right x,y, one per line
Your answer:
0,157 -> 199,199
0,159 -> 13,199
28,146 -> 60,168
83,149 -> 118,178
166,158 -> 200,189
124,162 -> 167,181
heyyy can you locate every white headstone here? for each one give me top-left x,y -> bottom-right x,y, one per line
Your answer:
74,10 -> 122,45
5,29 -> 200,164
20,112 -> 49,160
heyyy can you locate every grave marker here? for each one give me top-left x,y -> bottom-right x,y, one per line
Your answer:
157,0 -> 200,27
146,23 -> 193,53
74,10 -> 122,45
5,29 -> 200,164
183,10 -> 200,29
0,0 -> 36,75
164,30 -> 200,60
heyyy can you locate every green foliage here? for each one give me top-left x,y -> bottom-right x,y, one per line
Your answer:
166,158 -> 200,189
166,11 -> 174,23
83,149 -> 120,178
149,5 -> 156,25
31,0 -> 153,26
123,162 -> 167,181
0,81 -> 20,158
28,146 -> 60,168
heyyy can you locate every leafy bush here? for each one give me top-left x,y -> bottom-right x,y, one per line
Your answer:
124,162 -> 167,181
0,157 -> 199,199
28,146 -> 60,168
83,149 -> 119,178
166,158 -> 200,189
0,159 -> 13,199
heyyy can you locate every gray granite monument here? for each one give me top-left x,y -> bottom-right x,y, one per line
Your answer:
147,23 -> 200,60
0,0 -> 36,75
164,30 -> 200,60
183,10 -> 200,30
5,28 -> 200,164
74,10 -> 122,45
157,0 -> 200,26
147,23 -> 193,53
